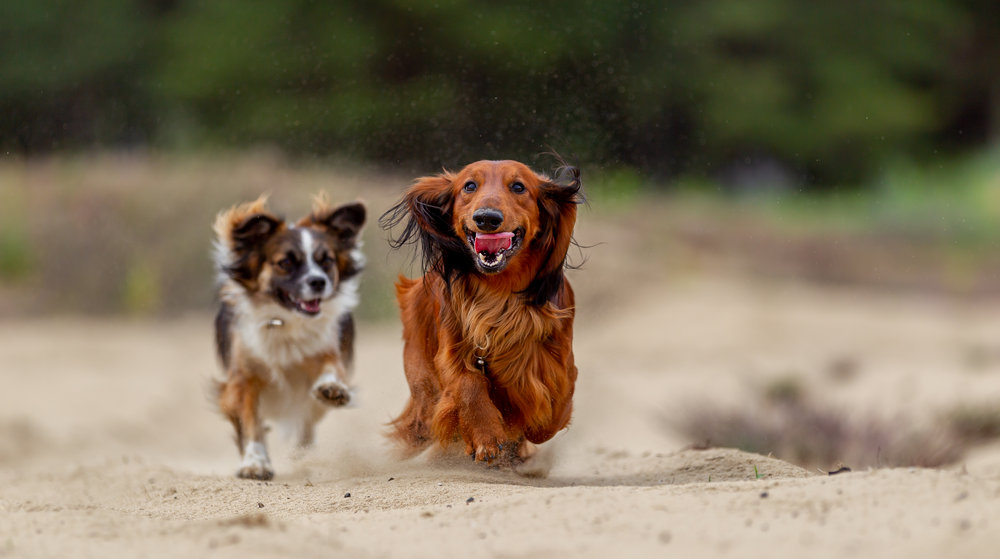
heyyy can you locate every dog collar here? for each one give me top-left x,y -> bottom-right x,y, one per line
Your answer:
265,318 -> 284,329
473,336 -> 490,375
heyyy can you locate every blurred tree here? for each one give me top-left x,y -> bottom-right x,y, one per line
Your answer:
0,0 -> 994,187
0,0 -> 154,150
628,0 -> 957,184
940,0 -> 1000,147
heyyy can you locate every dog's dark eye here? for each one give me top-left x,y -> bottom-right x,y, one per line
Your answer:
510,182 -> 525,194
463,181 -> 477,193
317,252 -> 335,269
276,255 -> 296,273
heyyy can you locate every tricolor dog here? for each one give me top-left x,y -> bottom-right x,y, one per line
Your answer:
212,195 -> 365,480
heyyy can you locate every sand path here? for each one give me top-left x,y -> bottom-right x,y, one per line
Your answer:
2,278 -> 1000,558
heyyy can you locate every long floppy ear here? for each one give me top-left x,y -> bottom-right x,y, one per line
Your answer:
380,173 -> 468,279
213,196 -> 284,286
300,194 -> 366,247
523,166 -> 583,306
380,174 -> 455,241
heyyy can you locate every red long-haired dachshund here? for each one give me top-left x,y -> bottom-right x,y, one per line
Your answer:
380,159 -> 583,465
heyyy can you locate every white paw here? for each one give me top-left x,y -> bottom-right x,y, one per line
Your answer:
312,380 -> 351,407
237,441 -> 274,480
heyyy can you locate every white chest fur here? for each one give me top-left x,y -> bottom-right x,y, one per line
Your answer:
227,275 -> 360,372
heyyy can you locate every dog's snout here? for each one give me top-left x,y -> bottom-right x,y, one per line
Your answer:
472,208 -> 504,232
307,277 -> 327,293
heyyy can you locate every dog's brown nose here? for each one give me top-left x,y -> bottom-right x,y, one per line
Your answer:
473,208 -> 503,232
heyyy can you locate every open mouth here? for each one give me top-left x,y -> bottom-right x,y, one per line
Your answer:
465,228 -> 523,272
294,298 -> 322,315
277,291 -> 323,316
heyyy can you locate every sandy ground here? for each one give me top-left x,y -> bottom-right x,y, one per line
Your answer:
2,277 -> 1000,558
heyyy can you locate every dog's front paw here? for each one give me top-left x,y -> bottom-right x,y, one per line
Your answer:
466,431 -> 506,463
313,381 -> 351,407
237,443 -> 274,480
468,442 -> 501,463
237,463 -> 274,481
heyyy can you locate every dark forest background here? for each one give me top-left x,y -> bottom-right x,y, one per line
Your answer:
3,0 -> 997,186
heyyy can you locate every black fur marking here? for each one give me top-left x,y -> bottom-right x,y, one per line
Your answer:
309,202 -> 366,282
338,312 -> 355,369
380,182 -> 472,289
338,260 -> 362,281
522,264 -> 568,307
336,228 -> 365,281
311,202 -> 366,245
224,213 -> 283,285
233,213 -> 281,248
520,165 -> 583,306
215,300 -> 234,369
328,202 -> 366,242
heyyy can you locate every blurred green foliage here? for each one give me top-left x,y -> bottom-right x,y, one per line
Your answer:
0,185 -> 31,281
1,0 -> 997,186
742,144 -> 1000,242
121,258 -> 163,315
0,231 -> 31,281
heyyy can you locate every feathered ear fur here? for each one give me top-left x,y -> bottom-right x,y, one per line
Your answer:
522,165 -> 583,305
213,195 -> 284,288
380,173 -> 470,281
300,194 -> 366,246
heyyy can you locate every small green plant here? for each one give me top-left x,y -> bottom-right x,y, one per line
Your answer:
762,376 -> 806,405
121,259 -> 163,315
0,231 -> 31,281
753,464 -> 762,479
0,187 -> 32,281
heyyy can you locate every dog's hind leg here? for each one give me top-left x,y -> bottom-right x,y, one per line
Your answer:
219,375 -> 274,480
390,395 -> 434,455
389,336 -> 440,456
297,409 -> 318,449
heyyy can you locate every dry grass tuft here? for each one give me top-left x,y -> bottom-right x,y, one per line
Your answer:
673,379 -> 999,470
946,405 -> 1000,444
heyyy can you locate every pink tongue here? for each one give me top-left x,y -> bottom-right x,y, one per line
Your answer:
474,232 -> 514,254
299,299 -> 321,313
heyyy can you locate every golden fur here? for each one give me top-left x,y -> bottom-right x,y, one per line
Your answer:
381,160 -> 582,464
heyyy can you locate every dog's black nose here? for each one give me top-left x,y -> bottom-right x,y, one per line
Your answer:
473,208 -> 504,232
308,277 -> 327,293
